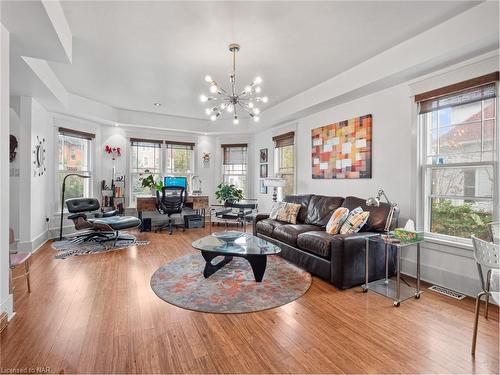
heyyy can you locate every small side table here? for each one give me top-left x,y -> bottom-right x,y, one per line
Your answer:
362,235 -> 424,306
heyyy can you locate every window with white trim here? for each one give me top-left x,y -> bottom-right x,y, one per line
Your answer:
166,141 -> 195,176
222,144 -> 248,196
419,82 -> 498,240
58,128 -> 93,210
130,138 -> 162,204
273,132 -> 295,197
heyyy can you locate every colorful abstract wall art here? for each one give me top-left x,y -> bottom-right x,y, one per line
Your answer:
311,114 -> 372,179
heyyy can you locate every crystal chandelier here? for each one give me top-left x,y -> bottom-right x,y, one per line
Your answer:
200,43 -> 268,125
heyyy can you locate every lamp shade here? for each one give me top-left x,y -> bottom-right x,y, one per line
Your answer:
264,178 -> 286,187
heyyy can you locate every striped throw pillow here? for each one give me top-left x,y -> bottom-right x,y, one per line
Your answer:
326,207 -> 350,234
339,207 -> 370,234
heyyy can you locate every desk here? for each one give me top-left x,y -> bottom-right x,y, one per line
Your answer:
136,195 -> 209,227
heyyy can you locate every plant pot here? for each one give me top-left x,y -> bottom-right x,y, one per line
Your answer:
151,187 -> 156,196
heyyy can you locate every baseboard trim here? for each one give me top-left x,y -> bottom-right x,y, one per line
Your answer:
16,230 -> 49,254
401,257 -> 479,298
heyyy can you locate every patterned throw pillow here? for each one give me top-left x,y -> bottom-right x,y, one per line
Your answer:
326,207 -> 350,234
276,203 -> 302,224
339,207 -> 370,235
269,202 -> 286,220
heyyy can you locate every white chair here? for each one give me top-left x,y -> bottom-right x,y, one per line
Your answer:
471,235 -> 499,355
488,221 -> 499,244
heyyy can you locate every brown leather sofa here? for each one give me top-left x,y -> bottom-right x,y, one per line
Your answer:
253,195 -> 399,289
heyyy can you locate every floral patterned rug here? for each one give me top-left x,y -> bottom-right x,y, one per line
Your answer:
150,253 -> 312,313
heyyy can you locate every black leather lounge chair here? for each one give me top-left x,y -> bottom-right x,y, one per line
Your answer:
66,198 -> 142,244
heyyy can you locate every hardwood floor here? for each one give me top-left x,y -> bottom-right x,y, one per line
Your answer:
1,227 -> 498,374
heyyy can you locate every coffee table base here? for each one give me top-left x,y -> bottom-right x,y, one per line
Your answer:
201,250 -> 268,282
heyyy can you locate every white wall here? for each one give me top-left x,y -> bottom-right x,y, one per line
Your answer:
41,119 -> 254,236
29,98 -> 52,246
9,107 -> 20,240
296,86 -> 412,224
0,22 -> 13,319
254,84 -> 412,221
253,53 -> 500,297
11,97 -> 53,252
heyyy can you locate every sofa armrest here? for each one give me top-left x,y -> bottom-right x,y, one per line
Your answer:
330,232 -> 381,289
254,213 -> 270,223
252,213 -> 270,236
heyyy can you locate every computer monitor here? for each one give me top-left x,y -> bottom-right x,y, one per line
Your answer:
163,176 -> 187,189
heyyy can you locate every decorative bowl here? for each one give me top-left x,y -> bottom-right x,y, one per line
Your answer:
211,231 -> 245,244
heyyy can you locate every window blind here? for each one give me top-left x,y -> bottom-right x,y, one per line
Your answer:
165,141 -> 195,150
222,144 -> 248,165
59,127 -> 95,140
415,72 -> 498,103
418,83 -> 497,115
272,131 -> 295,148
130,138 -> 162,148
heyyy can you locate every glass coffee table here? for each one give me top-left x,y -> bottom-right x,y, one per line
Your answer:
192,231 -> 281,282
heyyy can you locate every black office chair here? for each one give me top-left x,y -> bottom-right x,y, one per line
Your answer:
156,186 -> 187,235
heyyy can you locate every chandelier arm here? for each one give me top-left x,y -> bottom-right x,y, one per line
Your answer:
237,102 -> 254,117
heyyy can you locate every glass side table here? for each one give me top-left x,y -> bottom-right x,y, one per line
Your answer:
362,235 -> 424,307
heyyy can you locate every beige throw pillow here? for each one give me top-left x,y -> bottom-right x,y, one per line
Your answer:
276,202 -> 301,224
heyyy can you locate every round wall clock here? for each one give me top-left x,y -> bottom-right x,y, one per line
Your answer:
33,135 -> 46,176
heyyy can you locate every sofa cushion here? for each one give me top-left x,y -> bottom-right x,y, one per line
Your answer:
297,231 -> 339,258
341,196 -> 392,232
283,194 -> 312,223
273,224 -> 323,247
255,219 -> 287,237
305,195 -> 345,226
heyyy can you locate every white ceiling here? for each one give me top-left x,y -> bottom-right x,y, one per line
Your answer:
13,1 -> 481,120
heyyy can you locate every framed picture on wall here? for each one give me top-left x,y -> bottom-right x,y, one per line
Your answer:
260,164 -> 268,178
259,148 -> 268,163
311,114 -> 372,179
259,179 -> 268,194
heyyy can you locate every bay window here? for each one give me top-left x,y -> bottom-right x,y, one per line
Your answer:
418,78 -> 498,241
58,127 -> 93,210
273,131 -> 295,197
222,144 -> 248,196
130,138 -> 162,204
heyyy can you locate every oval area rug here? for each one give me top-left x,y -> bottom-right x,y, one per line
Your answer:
150,253 -> 311,313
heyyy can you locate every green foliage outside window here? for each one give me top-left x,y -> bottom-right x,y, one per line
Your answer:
431,199 -> 492,240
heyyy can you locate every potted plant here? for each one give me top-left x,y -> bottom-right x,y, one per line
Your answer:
215,183 -> 244,204
140,174 -> 163,195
